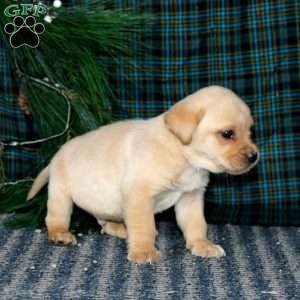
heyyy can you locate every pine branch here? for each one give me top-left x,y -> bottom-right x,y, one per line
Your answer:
0,0 -> 151,229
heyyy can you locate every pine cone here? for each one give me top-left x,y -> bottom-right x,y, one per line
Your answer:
18,93 -> 32,115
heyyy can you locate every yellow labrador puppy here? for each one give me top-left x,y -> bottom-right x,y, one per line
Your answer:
27,86 -> 259,263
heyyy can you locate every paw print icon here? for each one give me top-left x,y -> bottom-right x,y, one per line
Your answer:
4,16 -> 45,48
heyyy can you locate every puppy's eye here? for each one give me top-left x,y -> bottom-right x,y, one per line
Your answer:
221,130 -> 234,140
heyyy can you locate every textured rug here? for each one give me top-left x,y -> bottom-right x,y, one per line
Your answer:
0,215 -> 299,300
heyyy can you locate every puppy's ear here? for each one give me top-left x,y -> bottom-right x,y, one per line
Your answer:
164,100 -> 204,144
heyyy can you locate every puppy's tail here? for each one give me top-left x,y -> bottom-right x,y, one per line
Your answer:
27,166 -> 49,201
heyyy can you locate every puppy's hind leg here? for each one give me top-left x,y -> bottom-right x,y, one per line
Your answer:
46,177 -> 77,246
99,221 -> 128,239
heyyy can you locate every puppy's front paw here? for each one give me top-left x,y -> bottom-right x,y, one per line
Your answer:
48,230 -> 77,246
188,239 -> 225,258
128,246 -> 160,264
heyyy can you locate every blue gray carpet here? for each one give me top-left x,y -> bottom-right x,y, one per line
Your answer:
0,215 -> 299,300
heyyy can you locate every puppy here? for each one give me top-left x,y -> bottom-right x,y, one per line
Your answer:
27,86 -> 259,264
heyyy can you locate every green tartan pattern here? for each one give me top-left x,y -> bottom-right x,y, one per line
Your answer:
0,0 -> 299,225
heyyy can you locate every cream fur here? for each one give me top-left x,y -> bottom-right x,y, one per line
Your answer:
27,86 -> 258,263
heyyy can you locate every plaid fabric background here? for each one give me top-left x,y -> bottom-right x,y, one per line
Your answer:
0,0 -> 299,225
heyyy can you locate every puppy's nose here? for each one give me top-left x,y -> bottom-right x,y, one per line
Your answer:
246,151 -> 258,164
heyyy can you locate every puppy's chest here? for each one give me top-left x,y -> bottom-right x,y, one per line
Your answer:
154,168 -> 209,213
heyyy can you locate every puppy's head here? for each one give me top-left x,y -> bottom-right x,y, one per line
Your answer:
164,86 -> 259,175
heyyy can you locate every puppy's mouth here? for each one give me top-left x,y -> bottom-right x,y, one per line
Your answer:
224,161 -> 258,175
226,167 -> 251,175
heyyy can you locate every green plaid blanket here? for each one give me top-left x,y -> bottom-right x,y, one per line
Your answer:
0,0 -> 299,225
